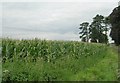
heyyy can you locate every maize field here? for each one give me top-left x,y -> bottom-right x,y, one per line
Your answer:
1,38 -> 118,81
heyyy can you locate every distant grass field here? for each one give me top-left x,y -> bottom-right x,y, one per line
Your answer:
1,38 -> 118,81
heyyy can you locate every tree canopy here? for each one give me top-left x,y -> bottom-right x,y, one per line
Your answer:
109,6 -> 120,45
79,14 -> 109,43
79,22 -> 89,42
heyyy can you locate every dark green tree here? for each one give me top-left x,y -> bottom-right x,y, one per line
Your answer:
89,23 -> 99,43
104,17 -> 110,36
109,6 -> 120,45
89,14 -> 109,43
79,22 -> 89,42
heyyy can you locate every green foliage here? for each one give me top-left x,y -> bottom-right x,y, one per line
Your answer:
109,6 -> 120,45
79,14 -> 110,44
2,39 -> 118,81
89,14 -> 109,43
79,22 -> 89,42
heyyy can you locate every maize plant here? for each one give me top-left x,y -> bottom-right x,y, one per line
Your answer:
1,38 -> 108,63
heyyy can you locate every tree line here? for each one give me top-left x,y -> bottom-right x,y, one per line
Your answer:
79,14 -> 109,44
79,5 -> 120,45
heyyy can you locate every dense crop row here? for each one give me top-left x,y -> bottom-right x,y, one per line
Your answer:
2,38 -> 107,63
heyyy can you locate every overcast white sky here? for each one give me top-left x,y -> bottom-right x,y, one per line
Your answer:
1,0 -> 119,41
